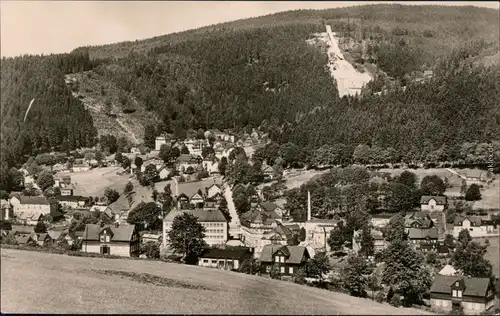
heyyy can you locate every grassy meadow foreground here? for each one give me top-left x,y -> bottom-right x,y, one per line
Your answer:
1,249 -> 433,314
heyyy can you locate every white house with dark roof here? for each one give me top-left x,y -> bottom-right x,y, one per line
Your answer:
430,275 -> 495,314
176,154 -> 201,173
162,208 -> 228,247
81,223 -> 140,257
10,195 -> 54,217
452,216 -> 496,238
259,245 -> 310,276
420,195 -> 447,212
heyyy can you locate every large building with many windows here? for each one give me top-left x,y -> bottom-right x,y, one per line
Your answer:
162,208 -> 228,247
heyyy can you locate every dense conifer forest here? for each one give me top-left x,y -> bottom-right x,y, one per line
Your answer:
1,4 -> 499,179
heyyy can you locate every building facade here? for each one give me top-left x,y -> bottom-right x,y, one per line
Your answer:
430,275 -> 495,314
81,223 -> 140,257
162,209 -> 228,247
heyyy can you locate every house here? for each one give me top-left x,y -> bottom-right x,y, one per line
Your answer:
11,195 -> 53,216
405,211 -> 434,229
430,275 -> 495,314
259,202 -> 284,218
15,235 -> 35,246
459,169 -> 488,185
11,224 -> 35,236
198,247 -> 252,271
141,232 -> 162,244
47,230 -> 63,241
158,166 -> 171,180
72,164 -> 91,172
206,184 -> 222,199
420,196 -> 447,212
36,233 -> 53,246
54,195 -> 87,209
202,157 -> 219,175
81,223 -> 140,257
439,265 -> 461,276
176,154 -> 201,173
52,163 -> 66,172
22,212 -> 44,226
190,191 -> 205,207
353,229 -> 388,254
60,185 -> 75,196
407,227 -> 439,249
259,245 -> 310,276
155,134 -> 172,151
1,199 -> 13,221
163,208 -> 228,247
420,242 -> 452,256
262,165 -> 275,180
453,216 -> 490,238
370,213 -> 392,228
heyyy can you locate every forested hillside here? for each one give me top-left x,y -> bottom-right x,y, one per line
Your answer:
0,53 -> 98,168
1,4 -> 498,176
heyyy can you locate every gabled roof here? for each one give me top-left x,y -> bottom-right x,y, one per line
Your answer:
407,227 -> 439,239
37,233 -> 52,241
242,209 -> 280,225
420,195 -> 447,205
164,209 -> 227,223
283,224 -> 301,232
274,224 -> 294,240
200,248 -> 251,260
47,230 -> 63,240
19,196 -> 50,205
259,245 -> 308,264
16,235 -> 33,244
177,154 -> 199,163
82,224 -> 136,242
54,195 -> 86,202
454,215 -> 482,226
431,275 -> 491,298
177,178 -> 223,199
260,202 -> 279,212
11,225 -> 35,234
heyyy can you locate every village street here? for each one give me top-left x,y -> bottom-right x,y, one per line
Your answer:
224,185 -> 241,239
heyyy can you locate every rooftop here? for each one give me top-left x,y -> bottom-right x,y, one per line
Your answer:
259,245 -> 308,264
200,247 -> 251,260
82,224 -> 136,242
431,275 -> 491,298
164,209 -> 227,223
420,195 -> 447,205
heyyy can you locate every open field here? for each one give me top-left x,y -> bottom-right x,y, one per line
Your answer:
472,178 -> 500,210
379,168 -> 498,209
56,167 -> 132,197
284,169 -> 331,190
1,249 -> 433,314
474,236 -> 500,277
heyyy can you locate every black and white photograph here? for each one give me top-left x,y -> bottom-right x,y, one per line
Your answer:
1,1 -> 499,314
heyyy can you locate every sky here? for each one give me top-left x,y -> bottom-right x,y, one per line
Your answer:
1,1 -> 498,57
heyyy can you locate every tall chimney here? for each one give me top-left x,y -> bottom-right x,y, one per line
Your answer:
307,191 -> 311,221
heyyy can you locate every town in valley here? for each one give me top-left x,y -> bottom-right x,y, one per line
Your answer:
1,1 -> 499,315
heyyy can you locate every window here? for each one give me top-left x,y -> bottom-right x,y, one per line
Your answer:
280,256 -> 285,263
280,267 -> 285,273
457,290 -> 462,298
266,266 -> 271,272
105,236 -> 110,243
100,235 -> 105,242
289,267 -> 294,274
453,290 -> 457,297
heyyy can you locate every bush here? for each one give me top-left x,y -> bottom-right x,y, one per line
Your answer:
375,291 -> 386,303
390,294 -> 401,307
